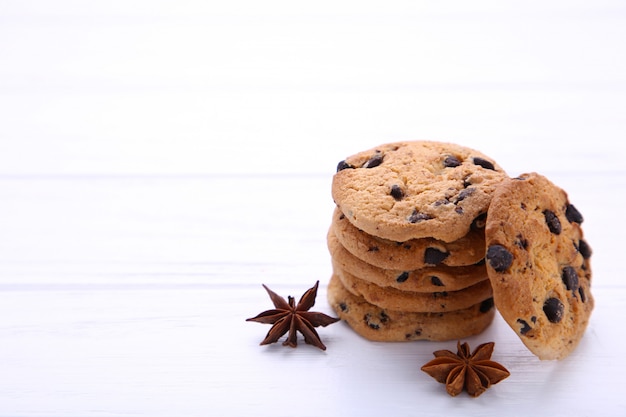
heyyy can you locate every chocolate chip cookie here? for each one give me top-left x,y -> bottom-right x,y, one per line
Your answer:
484,172 -> 594,360
333,263 -> 493,313
328,229 -> 488,293
327,274 -> 495,342
331,206 -> 485,269
332,141 -> 508,242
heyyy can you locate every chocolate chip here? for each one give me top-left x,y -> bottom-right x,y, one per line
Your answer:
424,248 -> 449,265
517,318 -> 532,335
390,184 -> 405,201
455,187 -> 475,203
336,160 -> 353,172
443,155 -> 461,168
433,291 -> 448,299
565,204 -> 584,224
480,298 -> 494,313
578,239 -> 592,259
408,209 -> 432,223
396,272 -> 410,283
543,210 -> 562,235
362,153 -> 384,168
543,297 -> 564,323
486,245 -> 513,273
430,276 -> 444,287
562,266 -> 580,293
339,302 -> 348,312
380,311 -> 389,323
367,246 -> 379,252
472,157 -> 495,170
364,313 -> 379,330
579,287 -> 587,303
515,234 -> 529,250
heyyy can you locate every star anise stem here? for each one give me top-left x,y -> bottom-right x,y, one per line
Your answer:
247,281 -> 340,350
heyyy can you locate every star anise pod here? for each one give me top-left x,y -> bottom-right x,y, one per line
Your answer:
246,281 -> 340,350
421,341 -> 510,397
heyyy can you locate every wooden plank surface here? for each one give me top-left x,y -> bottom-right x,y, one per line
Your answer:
1,1 -> 625,416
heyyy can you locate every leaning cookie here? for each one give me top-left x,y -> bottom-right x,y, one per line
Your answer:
334,263 -> 493,313
327,274 -> 495,342
327,229 -> 488,293
332,141 -> 508,242
485,172 -> 594,360
331,207 -> 485,270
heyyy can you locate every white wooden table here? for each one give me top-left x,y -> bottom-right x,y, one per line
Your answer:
1,2 -> 625,416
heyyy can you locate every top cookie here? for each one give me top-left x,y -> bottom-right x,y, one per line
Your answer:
484,172 -> 594,360
332,141 -> 508,242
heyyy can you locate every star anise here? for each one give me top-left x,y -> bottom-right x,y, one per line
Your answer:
246,281 -> 340,350
421,341 -> 510,397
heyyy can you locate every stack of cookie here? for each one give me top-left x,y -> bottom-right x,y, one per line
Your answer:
327,141 -> 509,342
326,140 -> 595,360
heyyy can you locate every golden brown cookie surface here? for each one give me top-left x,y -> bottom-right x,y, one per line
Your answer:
332,141 -> 508,242
334,264 -> 493,313
327,274 -> 495,342
327,229 -> 488,293
331,206 -> 485,270
485,172 -> 593,360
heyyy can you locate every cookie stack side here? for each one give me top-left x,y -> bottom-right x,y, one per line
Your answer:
327,141 -> 508,341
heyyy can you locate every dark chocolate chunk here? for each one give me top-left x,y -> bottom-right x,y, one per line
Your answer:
364,311 -> 389,330
336,160 -> 353,172
339,302 -> 348,312
380,311 -> 389,323
472,157 -> 495,170
517,318 -> 532,335
578,239 -> 592,259
443,155 -> 461,168
565,204 -> 584,224
486,245 -> 514,273
390,184 -> 405,201
515,234 -> 529,250
424,248 -> 449,265
364,313 -> 379,330
367,246 -> 379,252
543,297 -> 564,323
408,209 -> 432,223
561,266 -> 580,293
362,152 -> 384,168
579,287 -> 587,303
480,298 -> 494,313
396,272 -> 410,283
455,187 -> 475,203
543,210 -> 562,235
430,276 -> 444,287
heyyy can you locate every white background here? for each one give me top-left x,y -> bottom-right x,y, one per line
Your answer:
1,1 -> 625,416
